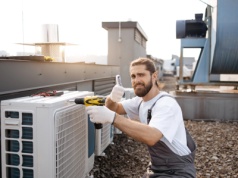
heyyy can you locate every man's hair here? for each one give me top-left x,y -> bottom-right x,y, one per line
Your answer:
130,58 -> 159,87
130,58 -> 157,74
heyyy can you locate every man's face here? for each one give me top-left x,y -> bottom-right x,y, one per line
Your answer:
130,65 -> 153,97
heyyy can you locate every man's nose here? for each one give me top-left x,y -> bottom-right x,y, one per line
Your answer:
134,77 -> 143,84
132,76 -> 139,83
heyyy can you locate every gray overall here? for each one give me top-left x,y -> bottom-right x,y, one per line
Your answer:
140,95 -> 196,178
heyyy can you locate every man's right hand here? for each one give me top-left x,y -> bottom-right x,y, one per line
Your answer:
109,84 -> 125,102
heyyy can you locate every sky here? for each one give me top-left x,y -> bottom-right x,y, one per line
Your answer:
0,0 -> 207,60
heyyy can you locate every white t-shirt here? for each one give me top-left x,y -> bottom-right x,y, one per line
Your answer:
121,91 -> 191,156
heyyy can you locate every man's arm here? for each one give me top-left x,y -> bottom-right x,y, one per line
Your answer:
86,105 -> 163,146
105,96 -> 126,115
113,114 -> 163,146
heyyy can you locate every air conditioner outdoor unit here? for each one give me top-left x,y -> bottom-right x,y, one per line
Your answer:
1,91 -> 94,178
94,123 -> 114,156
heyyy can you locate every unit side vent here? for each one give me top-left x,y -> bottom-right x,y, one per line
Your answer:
101,123 -> 112,152
95,123 -> 113,156
55,105 -> 87,178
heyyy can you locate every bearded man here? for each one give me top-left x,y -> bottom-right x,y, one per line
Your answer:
86,58 -> 196,178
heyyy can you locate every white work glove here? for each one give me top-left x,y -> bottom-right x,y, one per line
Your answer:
86,106 -> 116,124
109,85 -> 125,102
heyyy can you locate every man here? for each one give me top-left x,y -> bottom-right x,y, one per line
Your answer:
86,58 -> 196,177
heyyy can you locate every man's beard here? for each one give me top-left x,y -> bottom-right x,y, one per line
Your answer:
133,78 -> 153,97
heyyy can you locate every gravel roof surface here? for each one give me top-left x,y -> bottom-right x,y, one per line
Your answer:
90,76 -> 238,178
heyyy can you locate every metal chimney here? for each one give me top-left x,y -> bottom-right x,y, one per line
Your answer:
42,24 -> 59,42
40,24 -> 63,62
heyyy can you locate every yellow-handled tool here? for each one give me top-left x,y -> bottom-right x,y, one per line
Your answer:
74,96 -> 106,129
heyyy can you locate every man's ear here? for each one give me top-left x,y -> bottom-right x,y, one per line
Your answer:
153,71 -> 158,80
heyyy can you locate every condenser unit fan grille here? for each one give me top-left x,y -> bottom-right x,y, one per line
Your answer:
55,105 -> 87,178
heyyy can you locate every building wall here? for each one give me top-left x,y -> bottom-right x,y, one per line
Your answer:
105,22 -> 147,87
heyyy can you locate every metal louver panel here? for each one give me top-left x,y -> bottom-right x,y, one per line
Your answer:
93,77 -> 115,95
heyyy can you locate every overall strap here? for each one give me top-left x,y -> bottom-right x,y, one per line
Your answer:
138,95 -> 175,124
